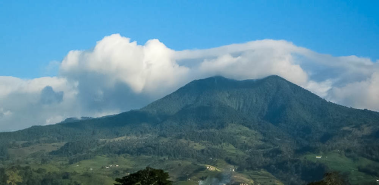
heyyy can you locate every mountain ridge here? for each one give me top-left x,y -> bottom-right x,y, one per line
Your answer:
1,75 -> 379,185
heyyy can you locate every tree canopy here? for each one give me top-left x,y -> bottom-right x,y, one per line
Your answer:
307,172 -> 350,185
115,167 -> 172,185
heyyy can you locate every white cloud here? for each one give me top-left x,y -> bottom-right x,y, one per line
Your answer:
60,34 -> 189,95
327,72 -> 379,110
0,76 -> 79,131
0,108 -> 12,117
1,34 -> 379,131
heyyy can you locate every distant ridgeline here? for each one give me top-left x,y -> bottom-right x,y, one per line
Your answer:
1,76 -> 379,185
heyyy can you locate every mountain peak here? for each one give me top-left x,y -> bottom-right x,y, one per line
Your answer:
261,74 -> 286,81
142,75 -> 309,116
187,75 -> 236,85
194,75 -> 289,87
199,75 -> 285,82
141,75 -> 379,142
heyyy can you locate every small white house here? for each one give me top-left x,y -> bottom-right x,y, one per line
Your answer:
316,156 -> 322,159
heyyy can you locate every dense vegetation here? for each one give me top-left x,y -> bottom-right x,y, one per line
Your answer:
0,166 -> 80,185
307,172 -> 349,185
0,75 -> 379,184
114,167 -> 172,185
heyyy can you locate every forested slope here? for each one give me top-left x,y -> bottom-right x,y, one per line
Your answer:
1,75 -> 379,185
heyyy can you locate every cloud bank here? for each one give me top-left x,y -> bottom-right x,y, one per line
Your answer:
1,34 -> 378,131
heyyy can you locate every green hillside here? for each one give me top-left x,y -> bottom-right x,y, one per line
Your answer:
1,76 -> 379,185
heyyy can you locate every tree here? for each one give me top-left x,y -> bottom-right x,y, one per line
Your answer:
0,168 -> 8,185
5,169 -> 23,185
307,172 -> 350,185
115,167 -> 172,185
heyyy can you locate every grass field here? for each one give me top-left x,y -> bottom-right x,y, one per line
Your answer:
21,154 -> 281,185
10,143 -> 377,185
303,151 -> 379,184
7,136 -> 379,185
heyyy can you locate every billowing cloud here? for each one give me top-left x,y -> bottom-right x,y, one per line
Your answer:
0,34 -> 378,131
327,72 -> 379,110
40,86 -> 64,104
0,76 -> 78,131
60,35 -> 189,95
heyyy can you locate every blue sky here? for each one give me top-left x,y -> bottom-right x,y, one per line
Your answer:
0,0 -> 378,78
2,0 -> 379,131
